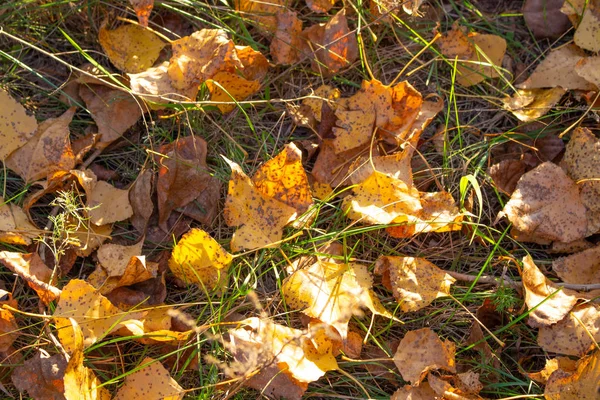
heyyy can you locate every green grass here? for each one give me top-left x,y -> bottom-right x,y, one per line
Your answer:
0,0 -> 578,398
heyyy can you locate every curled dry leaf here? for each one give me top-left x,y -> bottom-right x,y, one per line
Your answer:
0,89 -> 37,160
129,0 -> 154,27
538,303 -> 600,356
528,357 -> 578,384
53,279 -> 141,352
301,10 -> 358,76
0,290 -> 18,352
561,127 -> 600,236
78,83 -> 144,149
375,256 -> 456,312
553,244 -> 600,284
0,197 -> 38,245
155,136 -> 215,231
223,158 -> 297,251
516,45 -> 597,91
544,350 -> 600,399
129,168 -> 154,234
98,22 -> 165,73
438,24 -> 507,87
234,0 -> 284,33
521,255 -> 579,327
5,107 -> 76,183
282,255 -> 392,339
523,0 -> 572,38
271,10 -> 303,65
393,328 -> 456,385
168,228 -> 232,290
501,162 -> 588,243
502,88 -> 566,122
252,142 -> 313,215
224,317 -> 338,400
11,351 -> 68,399
114,357 -> 184,399
488,159 -> 526,195
0,251 -> 60,304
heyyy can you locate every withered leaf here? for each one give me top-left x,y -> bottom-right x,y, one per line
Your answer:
0,290 -> 18,352
553,244 -> 600,284
538,303 -> 600,356
0,89 -> 37,160
545,350 -> 600,399
574,1 -> 600,52
11,351 -> 68,400
205,71 -> 260,113
129,0 -> 154,27
129,169 -> 154,234
488,159 -> 526,195
271,10 -> 303,65
523,0 -> 572,39
502,88 -> 566,122
0,251 -> 60,304
0,197 -> 38,246
234,0 -> 284,33
114,357 -> 184,399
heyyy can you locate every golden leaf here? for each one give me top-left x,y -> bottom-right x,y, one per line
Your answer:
0,197 -> 38,246
544,350 -> 600,399
502,88 -> 567,122
205,71 -> 260,113
114,357 -> 184,400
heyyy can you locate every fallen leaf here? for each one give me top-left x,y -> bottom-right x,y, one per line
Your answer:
574,1 -> 600,51
155,136 -> 215,231
114,357 -> 184,399
301,10 -> 358,75
234,0 -> 284,33
456,370 -> 484,395
517,45 -> 597,91
550,238 -> 595,254
575,56 -> 600,87
283,255 -> 391,338
11,351 -> 68,399
306,0 -> 336,13
393,327 -> 456,385
0,251 -> 60,304
502,88 -> 567,122
523,0 -> 572,38
0,197 -> 38,245
348,150 -> 413,186
561,127 -> 600,236
521,255 -> 579,327
205,71 -> 260,113
538,303 -> 600,356
545,350 -> 600,399
528,357 -> 577,384
0,290 -> 18,352
78,83 -> 144,149
168,228 -> 232,290
53,279 -> 140,352
0,89 -> 37,160
438,24 -> 507,86
375,256 -> 456,312
501,162 -> 588,243
70,220 -> 113,257
98,22 -> 165,73
5,107 -> 76,183
312,139 -> 371,187
129,0 -> 154,27
553,244 -> 600,284
390,383 -> 438,400
252,143 -> 313,215
129,169 -> 154,234
224,158 -> 297,251
224,317 -> 338,399
72,169 -> 134,225
168,29 -> 236,90
88,241 -> 158,295
331,103 -> 376,153
271,10 -> 303,65
488,159 -> 526,195
129,61 -> 199,104
106,273 -> 166,309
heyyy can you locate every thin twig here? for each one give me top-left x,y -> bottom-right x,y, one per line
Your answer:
446,270 -> 522,291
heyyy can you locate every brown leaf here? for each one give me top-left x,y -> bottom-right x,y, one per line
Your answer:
271,10 -> 303,65
129,169 -> 154,234
79,84 -> 143,149
517,45 -> 597,91
390,383 -> 438,400
528,357 -> 577,384
306,0 -> 336,13
553,244 -> 600,284
575,56 -> 600,87
523,0 -> 572,38
11,351 -> 68,400
375,256 -> 456,312
544,350 -> 600,399
538,303 -> 600,356
0,251 -> 60,304
129,0 -> 154,27
501,162 -> 588,243
5,107 -> 76,183
521,255 -> 579,328
234,0 -> 284,33
393,327 -> 456,385
488,159 -> 526,195
0,197 -> 38,246
105,274 -> 166,309
561,127 -> 600,236
0,89 -> 37,160
155,136 -> 212,231
301,10 -> 358,76
0,290 -> 18,352
550,238 -> 595,254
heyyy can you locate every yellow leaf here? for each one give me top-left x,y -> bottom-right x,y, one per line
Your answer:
544,350 -> 600,399
225,317 -> 337,398
224,158 -> 297,251
53,279 -> 141,352
393,327 -> 456,385
282,254 -> 392,339
205,71 -> 260,113
0,89 -> 37,160
252,142 -> 313,214
332,106 -> 375,153
502,88 -> 567,122
234,0 -> 285,33
0,196 -> 38,245
98,23 -> 165,73
562,127 -> 600,236
301,84 -> 341,122
5,107 -> 76,183
114,357 -> 184,400
375,256 -> 456,312
501,162 -> 588,243
168,228 -> 232,290
0,290 -> 18,352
